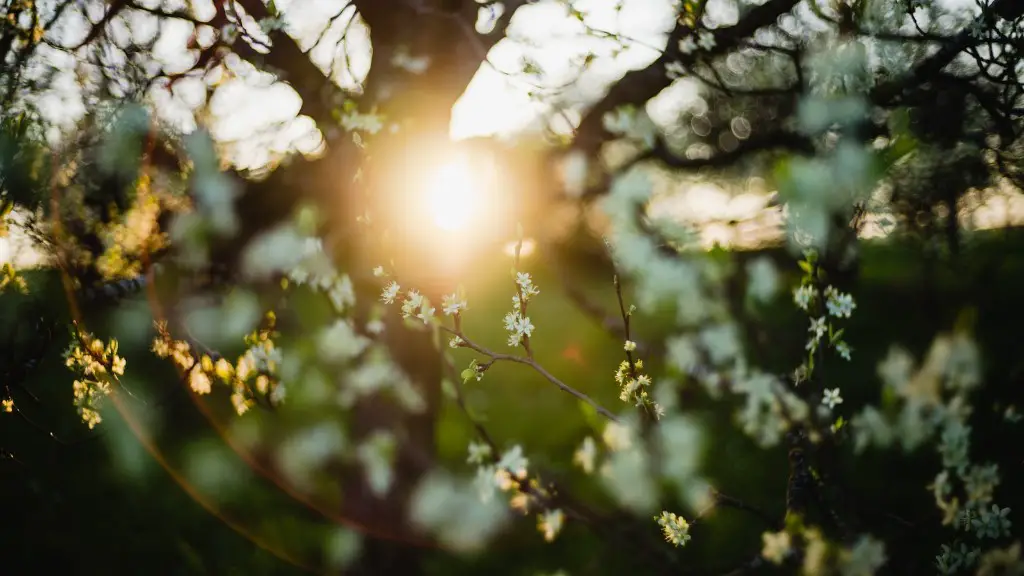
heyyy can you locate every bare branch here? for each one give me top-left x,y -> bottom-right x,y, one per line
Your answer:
870,0 -> 1018,106
443,326 -> 620,422
573,0 -> 802,155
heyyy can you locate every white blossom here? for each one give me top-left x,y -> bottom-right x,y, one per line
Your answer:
467,441 -> 492,465
573,436 -> 597,474
679,36 -> 698,55
381,281 -> 401,304
515,272 -> 540,299
807,316 -> 828,350
365,319 -> 385,335
442,293 -> 467,316
666,335 -> 700,375
840,535 -> 887,576
318,320 -> 371,363
665,60 -> 685,79
497,445 -> 529,480
538,509 -> 565,542
401,290 -> 434,324
505,312 -> 535,347
825,286 -> 856,318
836,340 -> 852,361
697,30 -> 716,51
793,284 -> 817,310
762,530 -> 792,564
410,471 -> 508,554
602,421 -> 634,452
823,388 -> 843,410
656,511 -> 691,546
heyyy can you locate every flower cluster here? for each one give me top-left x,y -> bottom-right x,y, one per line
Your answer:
64,331 -> 126,429
442,291 -> 468,316
465,439 -> 569,543
151,313 -> 283,415
613,357 -> 662,417
286,237 -> 357,313
798,282 -> 855,360
538,509 -> 565,543
824,286 -> 856,318
381,280 -> 400,304
504,272 -> 538,348
678,29 -> 715,56
790,252 -> 858,436
400,290 -> 435,325
573,436 -> 597,474
656,511 -> 691,547
838,322 -> 1011,571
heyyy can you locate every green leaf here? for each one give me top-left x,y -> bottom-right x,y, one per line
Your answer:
461,359 -> 480,384
831,416 -> 845,433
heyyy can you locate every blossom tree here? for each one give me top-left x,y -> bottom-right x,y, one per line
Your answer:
1,0 -> 1023,574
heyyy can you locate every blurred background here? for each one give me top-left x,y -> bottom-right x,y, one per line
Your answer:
2,0 -> 1023,574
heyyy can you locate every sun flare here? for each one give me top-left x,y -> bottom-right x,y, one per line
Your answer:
424,157 -> 481,232
381,142 -> 513,278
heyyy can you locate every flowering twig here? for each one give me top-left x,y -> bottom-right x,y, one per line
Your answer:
443,326 -> 620,423
614,275 -> 639,378
440,351 -> 499,452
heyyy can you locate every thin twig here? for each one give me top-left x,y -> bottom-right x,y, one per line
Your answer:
711,490 -> 780,529
613,275 -> 638,375
443,326 -> 619,422
440,350 -> 498,451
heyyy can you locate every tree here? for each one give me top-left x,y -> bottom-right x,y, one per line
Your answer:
1,0 -> 1023,574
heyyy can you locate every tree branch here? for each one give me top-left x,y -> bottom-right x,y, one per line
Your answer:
637,129 -> 813,171
572,0 -> 801,155
442,326 -> 620,422
231,0 -> 346,128
870,0 -> 1017,106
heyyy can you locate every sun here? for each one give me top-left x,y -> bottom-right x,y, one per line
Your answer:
423,156 -> 481,232
379,142 -> 513,279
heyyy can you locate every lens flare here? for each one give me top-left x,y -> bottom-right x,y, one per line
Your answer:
424,157 -> 479,232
